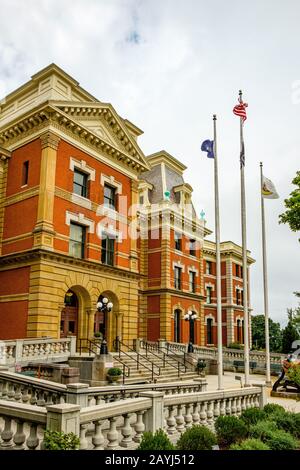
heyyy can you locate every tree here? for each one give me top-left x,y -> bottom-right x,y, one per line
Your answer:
290,292 -> 300,335
282,319 -> 299,354
279,170 -> 300,240
251,315 -> 282,352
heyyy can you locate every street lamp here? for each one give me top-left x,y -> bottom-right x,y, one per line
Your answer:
184,310 -> 197,352
96,295 -> 113,354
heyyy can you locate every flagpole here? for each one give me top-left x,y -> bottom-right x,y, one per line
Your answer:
213,114 -> 224,390
260,162 -> 272,386
239,90 -> 250,387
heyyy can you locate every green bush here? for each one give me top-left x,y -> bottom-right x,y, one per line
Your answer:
230,438 -> 270,450
107,367 -> 122,376
249,420 -> 298,450
227,342 -> 243,350
43,430 -> 80,450
271,411 -> 300,438
215,416 -> 248,448
176,425 -> 217,450
263,403 -> 286,416
137,429 -> 174,450
240,407 -> 266,426
287,363 -> 300,385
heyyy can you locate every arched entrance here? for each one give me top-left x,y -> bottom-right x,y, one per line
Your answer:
60,290 -> 78,337
94,291 -> 119,350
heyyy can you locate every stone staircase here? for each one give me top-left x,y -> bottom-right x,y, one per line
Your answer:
112,350 -> 199,385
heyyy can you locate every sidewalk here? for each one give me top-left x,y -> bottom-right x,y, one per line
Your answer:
205,371 -> 300,412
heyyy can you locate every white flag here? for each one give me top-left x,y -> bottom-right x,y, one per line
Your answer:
262,176 -> 279,199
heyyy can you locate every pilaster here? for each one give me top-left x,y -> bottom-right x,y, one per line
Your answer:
129,179 -> 139,272
33,131 -> 60,250
0,149 -> 11,255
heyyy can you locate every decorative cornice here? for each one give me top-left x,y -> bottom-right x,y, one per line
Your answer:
0,146 -> 11,162
0,103 -> 149,174
0,248 -> 140,280
40,131 -> 60,150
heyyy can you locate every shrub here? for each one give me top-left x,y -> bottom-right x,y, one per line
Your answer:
107,367 -> 122,376
230,438 -> 270,450
249,420 -> 298,450
240,407 -> 266,426
263,403 -> 286,416
43,430 -> 80,450
176,425 -> 217,450
137,429 -> 175,450
215,416 -> 248,448
227,342 -> 243,350
287,363 -> 300,385
271,411 -> 300,438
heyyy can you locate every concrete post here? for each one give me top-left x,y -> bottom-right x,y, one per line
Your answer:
68,336 -> 77,356
140,391 -> 164,433
46,403 -> 81,436
66,383 -> 89,407
15,340 -> 24,364
253,383 -> 267,409
193,378 -> 208,392
135,338 -> 141,353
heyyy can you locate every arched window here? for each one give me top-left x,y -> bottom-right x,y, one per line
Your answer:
61,290 -> 78,337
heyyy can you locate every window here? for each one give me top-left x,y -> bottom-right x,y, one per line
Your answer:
101,235 -> 115,266
174,266 -> 182,290
73,169 -> 88,198
237,319 -> 241,343
206,261 -> 212,275
69,223 -> 85,258
207,318 -> 213,344
22,161 -> 29,186
174,232 -> 182,251
189,271 -> 196,293
206,286 -> 212,304
104,184 -> 116,209
241,290 -> 244,306
236,264 -> 243,278
189,239 -> 196,256
236,288 -> 240,305
174,309 -> 181,343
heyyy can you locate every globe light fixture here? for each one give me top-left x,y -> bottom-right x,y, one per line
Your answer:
184,310 -> 197,352
96,294 -> 114,354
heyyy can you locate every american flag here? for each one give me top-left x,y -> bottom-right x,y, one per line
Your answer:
233,102 -> 248,121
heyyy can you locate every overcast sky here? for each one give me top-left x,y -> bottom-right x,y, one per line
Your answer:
0,0 -> 299,325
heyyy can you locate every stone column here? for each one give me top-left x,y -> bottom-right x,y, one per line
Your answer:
33,131 -> 60,250
0,150 -> 11,256
129,179 -> 139,272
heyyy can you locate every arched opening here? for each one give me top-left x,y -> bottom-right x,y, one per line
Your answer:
174,309 -> 181,343
94,291 -> 119,350
60,290 -> 78,337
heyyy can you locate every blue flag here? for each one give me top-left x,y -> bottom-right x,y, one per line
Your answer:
201,139 -> 214,158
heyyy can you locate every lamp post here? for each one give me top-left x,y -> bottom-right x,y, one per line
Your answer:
96,295 -> 113,354
184,310 -> 197,353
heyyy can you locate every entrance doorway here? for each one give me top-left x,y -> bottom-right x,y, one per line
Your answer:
60,290 -> 78,337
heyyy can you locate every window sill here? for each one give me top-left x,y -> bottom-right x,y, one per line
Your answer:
71,193 -> 92,210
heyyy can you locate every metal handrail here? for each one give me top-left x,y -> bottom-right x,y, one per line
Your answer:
141,342 -> 186,377
113,338 -> 160,381
163,344 -> 196,370
78,338 -> 130,385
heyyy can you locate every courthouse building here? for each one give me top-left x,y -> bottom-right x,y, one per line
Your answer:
0,65 -> 254,349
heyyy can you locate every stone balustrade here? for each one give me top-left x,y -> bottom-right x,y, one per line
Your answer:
0,370 -> 207,408
0,336 -> 76,366
0,385 -> 265,450
166,342 -> 284,365
0,400 -> 46,449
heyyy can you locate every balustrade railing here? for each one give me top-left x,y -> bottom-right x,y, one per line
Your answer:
0,384 -> 265,450
0,337 -> 76,366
